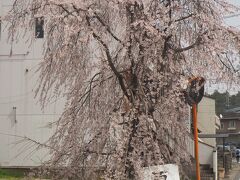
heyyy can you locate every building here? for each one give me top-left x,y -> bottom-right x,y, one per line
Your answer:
217,107 -> 240,146
0,0 -> 64,167
185,96 -> 219,179
198,96 -> 217,147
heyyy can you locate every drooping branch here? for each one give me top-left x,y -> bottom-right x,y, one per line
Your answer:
93,12 -> 123,44
175,13 -> 195,22
174,36 -> 202,53
85,15 -> 130,100
226,53 -> 239,73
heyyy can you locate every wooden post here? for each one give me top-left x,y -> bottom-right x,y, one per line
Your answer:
193,104 -> 200,180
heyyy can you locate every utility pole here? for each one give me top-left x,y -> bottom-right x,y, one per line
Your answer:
193,103 -> 200,180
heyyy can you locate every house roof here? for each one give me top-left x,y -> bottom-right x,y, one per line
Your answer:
203,95 -> 216,100
220,107 -> 240,120
221,117 -> 240,120
221,113 -> 240,119
225,107 -> 240,113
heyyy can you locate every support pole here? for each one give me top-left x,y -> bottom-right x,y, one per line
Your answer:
223,138 -> 225,172
193,104 -> 200,180
213,149 -> 218,180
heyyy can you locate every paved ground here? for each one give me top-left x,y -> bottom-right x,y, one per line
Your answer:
223,162 -> 240,180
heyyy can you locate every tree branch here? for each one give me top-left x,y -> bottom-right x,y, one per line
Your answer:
174,35 -> 203,53
94,12 -> 123,44
217,54 -> 232,71
175,13 -> 195,22
86,15 -> 130,100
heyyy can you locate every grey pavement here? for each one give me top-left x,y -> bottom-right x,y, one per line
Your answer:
223,162 -> 240,180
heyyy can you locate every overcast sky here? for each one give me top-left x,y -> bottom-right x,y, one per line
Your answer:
225,0 -> 240,26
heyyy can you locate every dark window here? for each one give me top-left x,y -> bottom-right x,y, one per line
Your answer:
35,17 -> 44,38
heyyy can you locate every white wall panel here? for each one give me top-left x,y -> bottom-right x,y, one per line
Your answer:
199,142 -> 214,168
0,0 -> 65,167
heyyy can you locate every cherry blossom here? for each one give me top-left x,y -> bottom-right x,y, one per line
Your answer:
7,0 -> 240,179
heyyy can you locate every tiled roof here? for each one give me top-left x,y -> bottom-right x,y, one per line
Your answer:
225,107 -> 240,113
221,107 -> 240,119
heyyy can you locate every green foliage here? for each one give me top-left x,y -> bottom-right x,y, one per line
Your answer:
208,90 -> 240,115
208,90 -> 228,115
0,169 -> 24,179
229,92 -> 240,107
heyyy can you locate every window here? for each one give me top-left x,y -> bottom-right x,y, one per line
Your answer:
35,17 -> 44,38
228,120 -> 236,129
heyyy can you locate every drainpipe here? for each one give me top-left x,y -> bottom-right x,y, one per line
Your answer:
213,149 -> 217,180
223,137 -> 225,172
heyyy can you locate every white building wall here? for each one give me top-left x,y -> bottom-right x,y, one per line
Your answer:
199,142 -> 214,167
0,0 -> 64,167
198,97 -> 216,147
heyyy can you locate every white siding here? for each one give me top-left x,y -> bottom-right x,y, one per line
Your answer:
0,0 -> 64,167
199,142 -> 214,168
198,97 -> 216,147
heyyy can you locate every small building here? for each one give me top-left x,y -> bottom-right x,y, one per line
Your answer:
198,96 -> 217,147
197,97 -> 217,170
217,107 -> 240,147
185,96 -> 219,179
